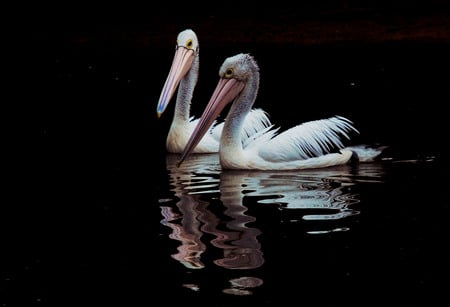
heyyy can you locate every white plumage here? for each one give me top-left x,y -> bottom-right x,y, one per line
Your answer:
178,53 -> 385,170
156,29 -> 271,153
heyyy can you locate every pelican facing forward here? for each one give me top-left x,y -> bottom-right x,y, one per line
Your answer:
157,29 -> 271,153
178,53 -> 384,170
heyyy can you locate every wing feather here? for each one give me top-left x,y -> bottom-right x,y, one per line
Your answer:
190,108 -> 271,144
189,115 -> 222,142
240,108 -> 272,141
259,116 -> 359,162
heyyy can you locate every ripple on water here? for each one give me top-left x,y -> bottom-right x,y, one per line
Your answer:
160,155 -> 388,264
158,153 -> 432,295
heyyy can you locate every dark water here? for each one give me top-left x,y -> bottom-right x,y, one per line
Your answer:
5,23 -> 450,306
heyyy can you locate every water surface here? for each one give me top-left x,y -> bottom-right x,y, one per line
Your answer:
150,153 -> 446,306
7,18 -> 450,306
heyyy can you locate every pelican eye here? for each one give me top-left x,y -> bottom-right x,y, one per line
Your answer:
225,68 -> 233,78
186,39 -> 193,49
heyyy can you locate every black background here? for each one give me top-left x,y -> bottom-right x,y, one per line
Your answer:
4,1 -> 450,306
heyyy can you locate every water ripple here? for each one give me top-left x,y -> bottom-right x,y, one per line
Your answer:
158,153 -> 389,294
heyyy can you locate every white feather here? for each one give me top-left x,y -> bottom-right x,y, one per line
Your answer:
346,144 -> 388,162
258,116 -> 358,162
211,108 -> 272,145
160,30 -> 272,153
178,53 -> 386,170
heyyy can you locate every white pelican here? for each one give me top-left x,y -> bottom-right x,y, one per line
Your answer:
177,53 -> 385,170
156,29 -> 271,153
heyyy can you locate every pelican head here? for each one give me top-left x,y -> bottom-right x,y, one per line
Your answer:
156,29 -> 200,118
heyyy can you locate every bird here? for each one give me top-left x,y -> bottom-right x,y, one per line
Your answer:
156,29 -> 271,153
177,53 -> 385,170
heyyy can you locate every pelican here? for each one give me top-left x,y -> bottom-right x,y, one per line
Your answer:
177,53 -> 385,170
156,29 -> 271,153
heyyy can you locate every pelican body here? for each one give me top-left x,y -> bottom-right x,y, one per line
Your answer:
157,30 -> 271,153
178,53 -> 384,170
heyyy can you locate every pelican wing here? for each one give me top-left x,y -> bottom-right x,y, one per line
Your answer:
258,116 -> 359,162
243,125 -> 280,149
210,108 -> 272,144
240,108 -> 272,141
210,121 -> 223,142
189,116 -> 222,134
186,116 -> 222,147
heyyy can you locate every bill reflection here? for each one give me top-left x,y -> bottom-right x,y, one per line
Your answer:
160,154 -> 264,270
158,153 -> 385,294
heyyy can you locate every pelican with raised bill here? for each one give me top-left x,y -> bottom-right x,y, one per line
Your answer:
177,53 -> 386,170
156,29 -> 271,153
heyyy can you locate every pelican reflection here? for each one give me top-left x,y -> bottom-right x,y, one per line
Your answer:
159,154 -> 220,269
159,154 -> 386,269
212,170 -> 264,270
161,153 -> 264,270
225,163 -> 385,234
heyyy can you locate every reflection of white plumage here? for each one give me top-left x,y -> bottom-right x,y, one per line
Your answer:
163,153 -> 264,270
178,53 -> 385,170
156,29 -> 271,153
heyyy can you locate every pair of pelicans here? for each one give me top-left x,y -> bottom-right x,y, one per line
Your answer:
157,29 -> 385,171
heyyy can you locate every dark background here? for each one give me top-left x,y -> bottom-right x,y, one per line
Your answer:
4,1 -> 450,306
47,0 -> 450,172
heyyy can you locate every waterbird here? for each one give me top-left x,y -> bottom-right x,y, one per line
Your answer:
177,53 -> 385,170
156,29 -> 271,153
